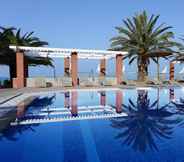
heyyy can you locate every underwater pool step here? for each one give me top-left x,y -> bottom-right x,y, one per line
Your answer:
10,113 -> 127,125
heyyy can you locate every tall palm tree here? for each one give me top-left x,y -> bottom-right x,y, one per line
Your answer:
111,90 -> 178,152
0,27 -> 53,82
172,36 -> 184,63
110,11 -> 179,81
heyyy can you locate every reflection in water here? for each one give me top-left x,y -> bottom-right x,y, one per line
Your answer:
169,88 -> 175,101
172,98 -> 184,113
64,92 -> 70,108
0,89 -> 182,145
171,97 -> 184,127
100,91 -> 106,106
115,91 -> 122,113
110,91 -> 123,113
0,124 -> 39,141
0,108 -> 16,137
30,94 -> 56,107
111,90 -> 179,152
0,94 -> 56,141
0,108 -> 39,141
71,91 -> 78,117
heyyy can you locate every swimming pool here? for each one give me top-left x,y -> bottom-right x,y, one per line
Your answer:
1,87 -> 184,162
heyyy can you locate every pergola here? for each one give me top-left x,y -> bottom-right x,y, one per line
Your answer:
9,45 -> 128,88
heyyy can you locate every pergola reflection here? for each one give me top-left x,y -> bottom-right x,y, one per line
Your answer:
10,90 -> 125,125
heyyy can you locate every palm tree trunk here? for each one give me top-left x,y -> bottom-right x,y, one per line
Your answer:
157,57 -> 160,81
157,87 -> 159,110
138,63 -> 148,81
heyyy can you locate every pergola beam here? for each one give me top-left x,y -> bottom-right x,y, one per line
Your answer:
9,45 -> 128,59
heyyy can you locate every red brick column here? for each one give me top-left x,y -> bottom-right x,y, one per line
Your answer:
100,91 -> 106,106
13,51 -> 25,88
169,62 -> 174,81
64,57 -> 70,76
116,90 -> 122,113
71,91 -> 78,117
116,54 -> 123,84
71,52 -> 78,87
99,59 -> 106,77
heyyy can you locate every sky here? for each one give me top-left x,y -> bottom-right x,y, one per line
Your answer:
0,0 -> 184,79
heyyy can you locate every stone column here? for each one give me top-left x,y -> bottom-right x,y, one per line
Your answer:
71,91 -> 78,117
13,51 -> 25,88
71,52 -> 78,87
100,91 -> 106,106
169,62 -> 174,81
64,57 -> 70,76
99,59 -> 106,77
116,90 -> 122,113
116,54 -> 123,84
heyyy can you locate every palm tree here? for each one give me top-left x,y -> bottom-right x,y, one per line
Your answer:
0,27 -> 53,84
110,11 -> 179,81
111,90 -> 178,152
172,36 -> 184,63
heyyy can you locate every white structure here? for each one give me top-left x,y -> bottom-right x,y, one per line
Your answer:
9,45 -> 127,59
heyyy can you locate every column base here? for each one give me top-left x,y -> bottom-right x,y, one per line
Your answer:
13,78 -> 26,89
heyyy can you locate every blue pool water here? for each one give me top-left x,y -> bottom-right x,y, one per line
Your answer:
1,88 -> 184,162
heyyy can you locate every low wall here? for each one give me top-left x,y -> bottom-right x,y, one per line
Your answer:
26,77 -> 118,88
27,77 -> 63,88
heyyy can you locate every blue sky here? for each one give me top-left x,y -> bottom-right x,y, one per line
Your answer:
0,0 -> 184,78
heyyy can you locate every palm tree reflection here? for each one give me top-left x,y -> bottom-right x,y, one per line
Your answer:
111,90 -> 178,152
0,94 -> 56,141
172,98 -> 184,113
0,108 -> 39,141
30,94 -> 56,108
171,98 -> 184,127
24,94 -> 56,119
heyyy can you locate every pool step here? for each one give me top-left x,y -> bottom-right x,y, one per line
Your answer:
10,112 -> 127,125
